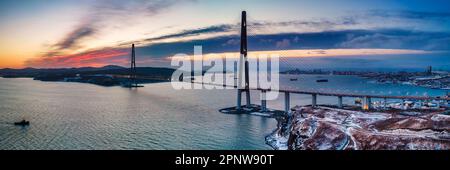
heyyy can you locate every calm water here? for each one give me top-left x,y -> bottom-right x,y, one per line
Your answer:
0,75 -> 447,150
0,78 -> 276,150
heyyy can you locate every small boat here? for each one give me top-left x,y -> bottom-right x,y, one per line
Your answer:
316,79 -> 328,83
122,83 -> 144,88
14,120 -> 30,126
290,78 -> 298,81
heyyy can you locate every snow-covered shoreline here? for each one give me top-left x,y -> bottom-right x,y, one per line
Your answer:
266,106 -> 450,150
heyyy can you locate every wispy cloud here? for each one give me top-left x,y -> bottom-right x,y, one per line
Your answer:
92,0 -> 191,18
122,29 -> 448,60
44,0 -> 192,56
367,10 -> 450,21
338,30 -> 450,51
249,17 -> 358,31
346,9 -> 450,32
52,22 -> 97,51
132,17 -> 359,45
144,24 -> 236,42
140,9 -> 450,41
27,48 -> 129,68
30,5 -> 450,69
275,39 -> 291,49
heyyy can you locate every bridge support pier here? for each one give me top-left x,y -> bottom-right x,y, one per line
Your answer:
285,92 -> 290,114
261,90 -> 267,112
402,99 -> 406,110
236,88 -> 251,110
384,98 -> 387,110
237,89 -> 242,109
246,89 -> 251,107
312,94 -> 317,108
338,96 -> 343,108
363,96 -> 371,110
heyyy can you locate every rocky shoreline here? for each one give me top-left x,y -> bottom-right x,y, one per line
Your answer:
266,106 -> 450,150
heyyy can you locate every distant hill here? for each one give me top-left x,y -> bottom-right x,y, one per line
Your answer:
0,65 -> 124,75
0,65 -> 175,79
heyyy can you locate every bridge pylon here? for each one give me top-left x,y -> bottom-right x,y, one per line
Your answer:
236,11 -> 251,110
219,11 -> 285,117
124,44 -> 143,88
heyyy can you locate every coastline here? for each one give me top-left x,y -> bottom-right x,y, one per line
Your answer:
281,70 -> 450,90
266,106 -> 450,150
2,74 -> 449,150
0,66 -> 175,87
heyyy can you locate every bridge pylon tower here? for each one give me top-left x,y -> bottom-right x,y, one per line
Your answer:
126,44 -> 143,88
237,11 -> 251,109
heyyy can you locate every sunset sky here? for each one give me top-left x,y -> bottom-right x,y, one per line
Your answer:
1,0 -> 449,70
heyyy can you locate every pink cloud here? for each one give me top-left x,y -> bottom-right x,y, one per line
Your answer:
26,48 -> 129,68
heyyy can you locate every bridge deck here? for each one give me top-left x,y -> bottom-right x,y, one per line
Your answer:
192,81 -> 450,101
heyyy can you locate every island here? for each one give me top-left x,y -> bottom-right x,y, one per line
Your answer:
0,65 -> 176,86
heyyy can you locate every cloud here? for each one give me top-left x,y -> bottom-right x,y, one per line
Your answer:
312,50 -> 327,55
222,39 -> 240,46
29,28 -> 450,68
52,22 -> 97,51
293,36 -> 300,43
43,7 -> 450,57
93,0 -> 189,18
44,0 -> 190,56
246,17 -> 359,34
111,9 -> 450,50
24,4 -> 450,69
134,17 -> 360,45
27,48 -> 129,68
249,16 -> 358,28
338,30 -> 450,50
367,10 -> 450,21
276,39 -> 291,48
314,57 -> 383,68
339,33 -> 404,49
129,29 -> 450,59
346,10 -> 450,32
144,24 -> 236,42
423,37 -> 450,50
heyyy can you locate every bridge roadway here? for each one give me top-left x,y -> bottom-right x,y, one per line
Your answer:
191,81 -> 449,112
192,81 -> 449,100
121,75 -> 449,100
